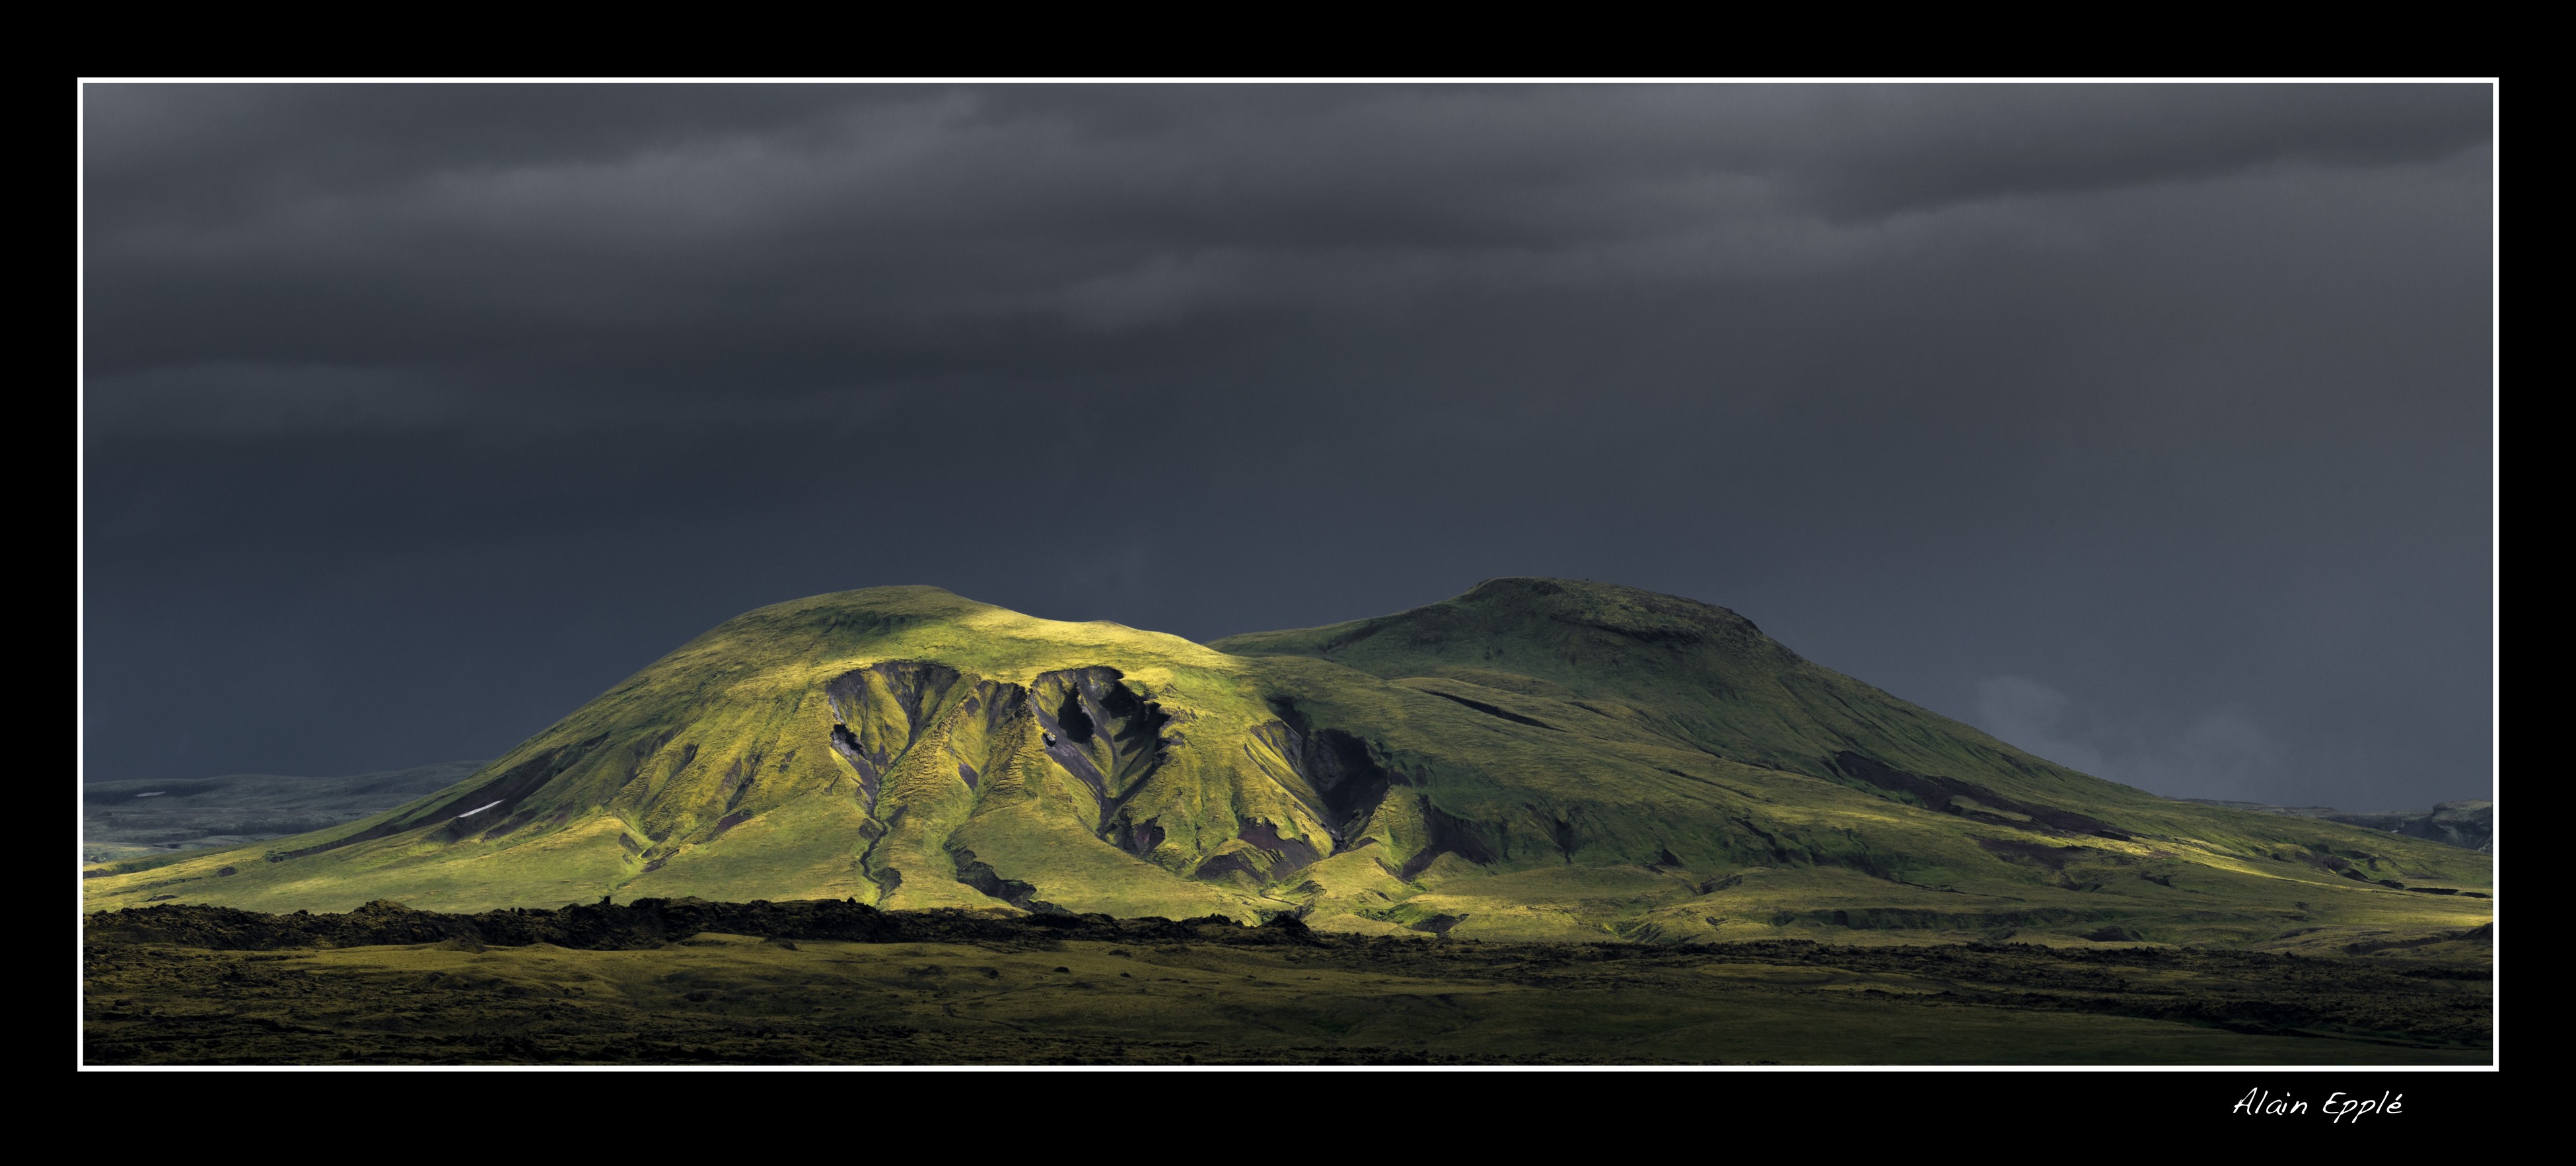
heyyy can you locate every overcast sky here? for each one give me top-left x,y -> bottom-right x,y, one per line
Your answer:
81,83 -> 2493,810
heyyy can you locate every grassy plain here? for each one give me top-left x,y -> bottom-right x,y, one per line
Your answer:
84,902 -> 2489,1066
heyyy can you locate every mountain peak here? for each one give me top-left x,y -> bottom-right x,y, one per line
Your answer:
1210,577 -> 1794,682
1451,577 -> 1768,641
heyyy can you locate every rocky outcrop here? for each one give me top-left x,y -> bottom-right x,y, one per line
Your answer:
2330,801 -> 2493,853
83,897 -> 1324,951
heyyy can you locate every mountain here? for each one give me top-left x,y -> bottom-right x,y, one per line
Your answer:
2180,799 -> 2492,853
83,762 -> 485,863
83,580 -> 2492,949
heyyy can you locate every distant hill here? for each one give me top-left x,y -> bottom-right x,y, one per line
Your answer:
84,762 -> 485,862
2179,799 -> 2491,853
83,580 -> 2490,951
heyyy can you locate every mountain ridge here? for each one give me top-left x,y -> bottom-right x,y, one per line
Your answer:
85,579 -> 2491,950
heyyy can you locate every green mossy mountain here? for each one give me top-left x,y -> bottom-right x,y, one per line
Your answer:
85,579 -> 2492,948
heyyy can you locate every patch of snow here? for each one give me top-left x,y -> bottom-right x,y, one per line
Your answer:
455,800 -> 505,819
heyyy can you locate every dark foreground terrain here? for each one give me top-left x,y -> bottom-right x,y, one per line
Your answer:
84,900 -> 2492,1065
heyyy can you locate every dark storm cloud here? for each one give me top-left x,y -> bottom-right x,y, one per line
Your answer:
82,83 -> 2493,811
85,85 -> 2487,393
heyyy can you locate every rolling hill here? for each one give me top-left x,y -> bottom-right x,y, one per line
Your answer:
83,579 -> 2492,949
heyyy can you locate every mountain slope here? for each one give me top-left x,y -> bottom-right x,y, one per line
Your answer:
85,580 -> 2492,949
